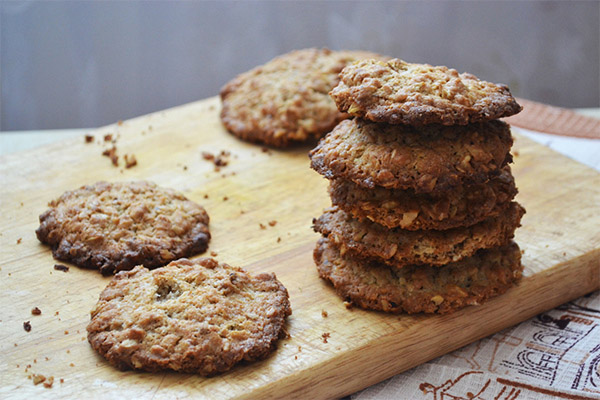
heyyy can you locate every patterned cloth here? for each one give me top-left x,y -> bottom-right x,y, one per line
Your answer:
353,291 -> 600,400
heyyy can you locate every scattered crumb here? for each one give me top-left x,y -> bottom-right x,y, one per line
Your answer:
210,251 -> 218,257
23,321 -> 31,332
55,311 -> 60,316
43,376 -> 54,389
31,307 -> 42,316
14,343 -> 18,347
148,125 -> 153,130
321,310 -> 328,318
277,237 -> 281,243
69,363 -> 74,367
60,378 -> 64,384
54,264 -> 69,272
322,332 -> 331,343
84,134 -> 94,143
563,252 -> 566,256
102,146 -> 119,166
261,147 -> 272,154
268,220 -> 277,227
223,196 -> 228,201
259,223 -> 267,230
201,151 -> 214,161
183,165 -> 188,171
103,134 -> 112,142
203,194 -> 209,199
117,120 -> 123,126
124,154 -> 137,168
64,330 -> 69,335
343,301 -> 353,309
16,238 -> 22,244
32,374 -> 46,385
294,355 -> 298,360
513,150 -> 520,157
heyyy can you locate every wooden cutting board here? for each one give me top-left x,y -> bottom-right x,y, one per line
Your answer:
1,97 -> 598,399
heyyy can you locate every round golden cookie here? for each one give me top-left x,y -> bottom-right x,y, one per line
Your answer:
314,237 -> 523,314
328,166 -> 518,230
220,48 -> 385,147
36,181 -> 210,275
313,202 -> 524,268
87,258 -> 291,375
330,58 -> 522,126
309,118 -> 513,193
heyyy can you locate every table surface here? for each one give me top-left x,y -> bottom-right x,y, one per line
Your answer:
1,108 -> 599,400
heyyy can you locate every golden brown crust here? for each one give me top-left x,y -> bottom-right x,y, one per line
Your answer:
87,258 -> 291,375
220,48 -> 386,147
309,118 -> 513,193
328,167 -> 518,230
36,181 -> 210,275
313,203 -> 524,268
330,58 -> 522,125
314,238 -> 522,314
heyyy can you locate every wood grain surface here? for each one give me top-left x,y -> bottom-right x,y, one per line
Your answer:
1,97 -> 599,399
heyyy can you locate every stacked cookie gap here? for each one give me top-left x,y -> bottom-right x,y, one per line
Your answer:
309,58 -> 525,314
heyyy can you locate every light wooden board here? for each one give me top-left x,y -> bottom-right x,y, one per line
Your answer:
1,97 -> 599,399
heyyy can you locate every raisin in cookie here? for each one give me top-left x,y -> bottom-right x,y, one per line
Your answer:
313,203 -> 524,268
330,58 -> 522,126
36,181 -> 210,275
328,166 -> 517,230
315,238 -> 522,314
220,48 -> 385,147
309,118 -> 513,193
87,258 -> 291,374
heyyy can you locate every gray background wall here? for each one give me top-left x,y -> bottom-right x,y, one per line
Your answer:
1,0 -> 599,131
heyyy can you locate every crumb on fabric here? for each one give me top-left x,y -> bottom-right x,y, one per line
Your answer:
203,194 -> 209,199
84,134 -> 94,143
223,196 -> 229,201
16,238 -> 22,244
268,220 -> 277,227
117,120 -> 123,126
43,376 -> 54,388
277,237 -> 281,243
54,264 -> 69,272
31,307 -> 42,316
103,134 -> 112,142
343,301 -> 353,310
210,251 -> 218,257
124,154 -> 137,168
322,332 -> 330,343
23,321 -> 31,332
102,146 -> 119,166
259,223 -> 267,230
321,310 -> 328,318
32,374 -> 46,385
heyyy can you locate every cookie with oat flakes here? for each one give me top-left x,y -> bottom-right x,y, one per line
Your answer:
220,48 -> 386,147
330,58 -> 522,126
87,258 -> 291,374
36,181 -> 210,275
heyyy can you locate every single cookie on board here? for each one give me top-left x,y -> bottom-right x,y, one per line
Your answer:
220,48 -> 385,147
313,202 -> 524,268
36,181 -> 210,275
309,118 -> 513,193
315,238 -> 523,314
329,166 -> 518,230
87,258 -> 291,375
330,58 -> 522,126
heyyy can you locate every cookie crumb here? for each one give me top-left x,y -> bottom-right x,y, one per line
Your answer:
343,301 -> 353,309
294,355 -> 298,360
54,264 -> 69,272
117,120 -> 123,126
102,146 -> 119,166
210,251 -> 218,257
32,374 -> 46,385
60,378 -> 64,384
223,196 -> 229,201
259,223 -> 267,230
322,332 -> 330,343
103,134 -> 112,142
183,165 -> 188,171
69,363 -> 74,367
203,194 -> 209,199
43,376 -> 54,388
268,220 -> 277,227
16,238 -> 22,244
298,346 -> 302,352
277,237 -> 281,243
23,321 -> 31,332
31,307 -> 42,316
124,154 -> 137,168
513,150 -> 520,157
321,310 -> 328,318
84,134 -> 94,143
64,330 -> 69,335
202,151 -> 214,161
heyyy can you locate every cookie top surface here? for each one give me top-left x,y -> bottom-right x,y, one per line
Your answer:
315,237 -> 522,314
329,166 -> 518,230
220,48 -> 385,147
87,258 -> 291,375
313,202 -> 524,268
330,58 -> 522,126
36,181 -> 210,275
310,118 -> 513,193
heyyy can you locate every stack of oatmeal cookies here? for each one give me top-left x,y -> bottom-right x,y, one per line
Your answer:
310,59 -> 525,314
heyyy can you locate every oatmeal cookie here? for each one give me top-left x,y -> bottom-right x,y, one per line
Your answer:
309,118 -> 513,193
315,238 -> 522,314
36,181 -> 210,275
313,202 -> 524,268
330,58 -> 522,125
328,166 -> 518,230
87,258 -> 291,374
220,48 -> 385,147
